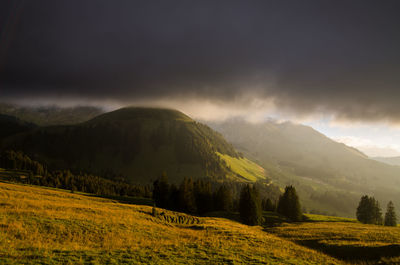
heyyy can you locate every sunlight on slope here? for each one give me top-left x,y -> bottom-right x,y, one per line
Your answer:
267,220 -> 400,263
0,182 -> 340,264
304,214 -> 357,223
216,152 -> 265,182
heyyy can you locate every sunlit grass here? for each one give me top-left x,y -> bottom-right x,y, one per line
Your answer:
0,182 -> 341,264
217,152 -> 265,181
304,214 -> 357,223
267,218 -> 400,263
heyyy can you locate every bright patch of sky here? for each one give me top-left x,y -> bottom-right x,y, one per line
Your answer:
304,118 -> 400,157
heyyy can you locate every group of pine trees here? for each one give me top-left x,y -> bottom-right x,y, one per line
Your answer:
153,175 -> 303,226
0,150 -> 46,176
153,174 -> 233,215
238,184 -> 303,225
0,150 -> 151,198
356,195 -> 397,226
276,186 -> 303,222
239,184 -> 262,225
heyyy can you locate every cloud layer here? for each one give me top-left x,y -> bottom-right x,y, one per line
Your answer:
1,0 -> 400,122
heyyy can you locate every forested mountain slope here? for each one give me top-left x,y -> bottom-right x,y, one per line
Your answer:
0,114 -> 36,139
1,108 -> 265,184
208,119 -> 400,217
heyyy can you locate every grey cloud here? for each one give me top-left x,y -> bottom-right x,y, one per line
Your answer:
1,0 -> 400,122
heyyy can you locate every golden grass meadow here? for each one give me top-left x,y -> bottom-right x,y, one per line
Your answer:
1,181 -> 400,264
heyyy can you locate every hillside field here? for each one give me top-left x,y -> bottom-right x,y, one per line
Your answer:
216,152 -> 266,182
1,182 -> 400,264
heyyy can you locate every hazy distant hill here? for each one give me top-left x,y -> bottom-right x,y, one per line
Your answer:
208,119 -> 400,217
1,108 -> 265,184
0,103 -> 103,126
0,114 -> 36,139
372,156 -> 400,167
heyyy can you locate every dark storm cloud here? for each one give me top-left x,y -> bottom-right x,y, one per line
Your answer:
1,0 -> 400,121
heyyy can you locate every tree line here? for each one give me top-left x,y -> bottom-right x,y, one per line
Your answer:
3,150 -> 306,226
153,174 -> 234,215
356,195 -> 397,226
153,174 -> 303,226
0,150 -> 151,198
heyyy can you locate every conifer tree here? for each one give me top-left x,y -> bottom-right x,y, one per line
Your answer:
153,173 -> 170,208
384,201 -> 397,226
356,195 -> 383,225
194,179 -> 213,214
168,184 -> 180,211
214,185 -> 232,212
239,184 -> 262,225
356,195 -> 371,224
179,177 -> 197,213
372,199 -> 383,225
262,198 -> 275,211
277,185 -> 302,221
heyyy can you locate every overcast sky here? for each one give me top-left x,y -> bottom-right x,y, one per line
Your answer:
1,0 -> 400,156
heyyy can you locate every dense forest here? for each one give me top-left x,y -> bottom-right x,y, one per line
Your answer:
1,108 -> 249,183
0,150 -> 151,198
152,174 -> 301,226
0,149 -> 281,215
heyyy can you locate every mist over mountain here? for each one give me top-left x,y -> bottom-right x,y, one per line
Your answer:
0,103 -> 104,126
207,118 -> 400,217
0,114 -> 36,139
0,107 -> 265,184
372,156 -> 400,167
2,104 -> 400,217
2,1 -> 400,263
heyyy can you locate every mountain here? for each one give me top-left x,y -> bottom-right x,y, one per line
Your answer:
0,103 -> 104,126
207,119 -> 400,217
372,156 -> 400,167
0,114 -> 36,139
1,108 -> 265,184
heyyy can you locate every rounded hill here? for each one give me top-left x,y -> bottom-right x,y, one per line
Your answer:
2,108 -> 247,183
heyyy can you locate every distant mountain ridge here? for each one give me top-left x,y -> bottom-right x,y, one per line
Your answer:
3,105 -> 400,217
0,114 -> 36,139
207,118 -> 400,217
0,103 -> 104,126
0,107 -> 265,184
372,156 -> 400,166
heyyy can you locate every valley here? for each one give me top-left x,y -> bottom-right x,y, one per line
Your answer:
2,2 -> 399,263
208,119 -> 400,217
1,105 -> 400,264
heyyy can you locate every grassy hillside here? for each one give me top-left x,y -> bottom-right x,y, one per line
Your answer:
208,119 -> 400,217
0,107 -> 263,184
268,215 -> 400,263
0,182 -> 341,265
217,152 -> 265,182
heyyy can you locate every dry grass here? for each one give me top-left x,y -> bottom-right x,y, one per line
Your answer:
0,182 -> 342,264
267,220 -> 400,263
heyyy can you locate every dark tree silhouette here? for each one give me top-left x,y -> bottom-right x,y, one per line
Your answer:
384,201 -> 397,226
356,195 -> 382,225
1,150 -> 151,198
262,198 -> 275,212
277,185 -> 302,221
194,179 -> 213,215
239,184 -> 262,225
214,185 -> 232,212
179,177 -> 197,214
168,184 -> 180,211
153,173 -> 170,208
